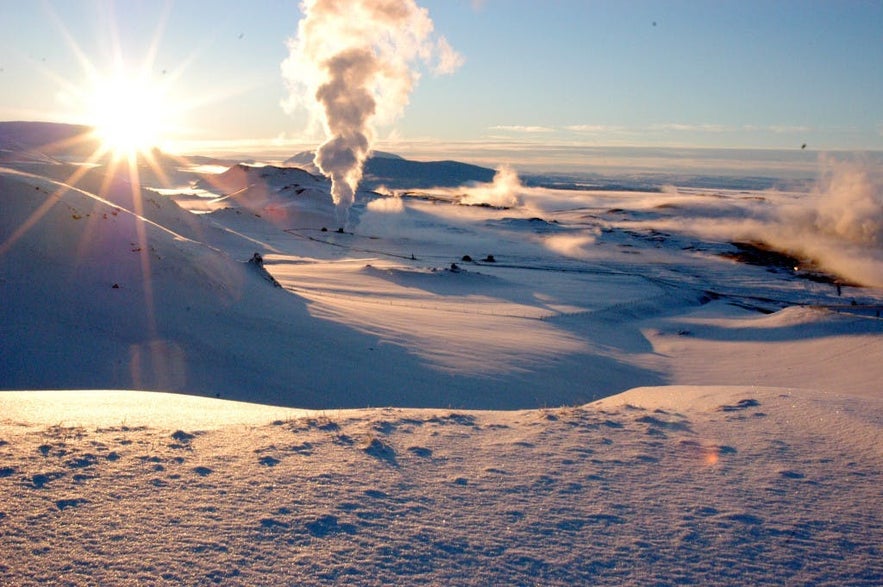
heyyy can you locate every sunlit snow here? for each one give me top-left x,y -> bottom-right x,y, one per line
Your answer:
1,122 -> 881,584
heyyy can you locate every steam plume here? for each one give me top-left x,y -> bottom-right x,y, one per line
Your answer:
459,165 -> 523,208
282,0 -> 462,226
771,158 -> 883,286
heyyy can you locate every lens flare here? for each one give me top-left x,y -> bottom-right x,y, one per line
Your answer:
87,70 -> 172,158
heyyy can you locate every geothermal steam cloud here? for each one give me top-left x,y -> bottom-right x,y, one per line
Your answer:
282,0 -> 462,226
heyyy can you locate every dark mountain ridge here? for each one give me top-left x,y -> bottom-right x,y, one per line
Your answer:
285,150 -> 495,190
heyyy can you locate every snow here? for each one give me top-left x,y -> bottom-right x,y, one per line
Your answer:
1,122 -> 882,583
1,387 -> 880,584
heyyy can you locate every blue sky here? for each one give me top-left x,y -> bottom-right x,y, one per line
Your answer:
1,0 -> 881,161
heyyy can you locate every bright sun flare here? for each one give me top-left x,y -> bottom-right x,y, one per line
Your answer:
87,72 -> 171,158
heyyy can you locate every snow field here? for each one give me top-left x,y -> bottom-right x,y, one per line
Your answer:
0,386 -> 880,585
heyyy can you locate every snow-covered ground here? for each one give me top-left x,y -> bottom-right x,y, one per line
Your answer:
0,387 -> 880,584
1,125 -> 881,583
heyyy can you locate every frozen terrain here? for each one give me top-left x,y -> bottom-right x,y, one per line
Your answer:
1,122 -> 881,584
0,387 -> 880,585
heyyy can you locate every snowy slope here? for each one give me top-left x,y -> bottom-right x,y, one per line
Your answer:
0,121 -> 99,162
0,164 -> 491,407
3,127 -> 883,408
0,386 -> 879,585
2,121 -> 882,585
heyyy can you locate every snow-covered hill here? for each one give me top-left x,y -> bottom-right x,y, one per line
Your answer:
0,121 -> 99,163
3,122 -> 882,407
1,121 -> 881,584
286,149 -> 496,189
0,385 -> 879,585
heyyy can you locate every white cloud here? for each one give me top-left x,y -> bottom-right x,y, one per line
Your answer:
490,125 -> 555,133
565,124 -> 625,133
650,123 -> 733,133
433,37 -> 465,75
769,125 -> 812,134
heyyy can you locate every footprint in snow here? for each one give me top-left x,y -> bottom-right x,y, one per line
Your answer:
372,421 -> 397,435
55,498 -> 88,510
719,512 -> 764,526
289,442 -> 313,455
304,514 -> 356,537
169,430 -> 196,448
259,518 -> 290,530
27,472 -> 65,489
333,434 -> 355,446
66,454 -> 99,469
258,456 -> 281,467
556,519 -> 586,532
407,446 -> 432,458
362,438 -> 397,466
635,414 -> 693,433
427,413 -> 477,427
779,470 -> 805,480
717,399 -> 761,412
585,513 -> 626,526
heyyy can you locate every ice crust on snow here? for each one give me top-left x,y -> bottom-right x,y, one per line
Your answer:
0,386 -> 880,585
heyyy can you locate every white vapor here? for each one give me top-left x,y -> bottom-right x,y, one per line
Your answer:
768,158 -> 883,286
281,0 -> 463,227
797,159 -> 883,248
459,165 -> 523,208
648,158 -> 883,287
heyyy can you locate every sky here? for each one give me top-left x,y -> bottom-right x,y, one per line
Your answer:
0,0 -> 881,165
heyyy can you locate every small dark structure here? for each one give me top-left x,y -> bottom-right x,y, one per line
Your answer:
247,252 -> 280,287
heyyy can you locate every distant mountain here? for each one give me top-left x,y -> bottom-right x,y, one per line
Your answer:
0,121 -> 100,161
0,157 -> 338,398
285,149 -> 404,173
285,150 -> 496,190
198,163 -> 324,196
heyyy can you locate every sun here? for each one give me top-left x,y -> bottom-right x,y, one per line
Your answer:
86,70 -> 172,158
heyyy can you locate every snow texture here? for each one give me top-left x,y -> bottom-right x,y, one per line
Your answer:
0,387 -> 880,585
1,121 -> 882,584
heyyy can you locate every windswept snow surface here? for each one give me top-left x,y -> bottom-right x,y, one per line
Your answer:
2,149 -> 882,407
1,123 -> 882,583
0,386 -> 880,585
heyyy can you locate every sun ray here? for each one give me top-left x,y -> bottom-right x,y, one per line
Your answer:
0,146 -> 108,257
41,1 -> 101,81
142,0 -> 174,78
4,0 -> 268,343
124,155 -> 159,340
14,2 -> 199,345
